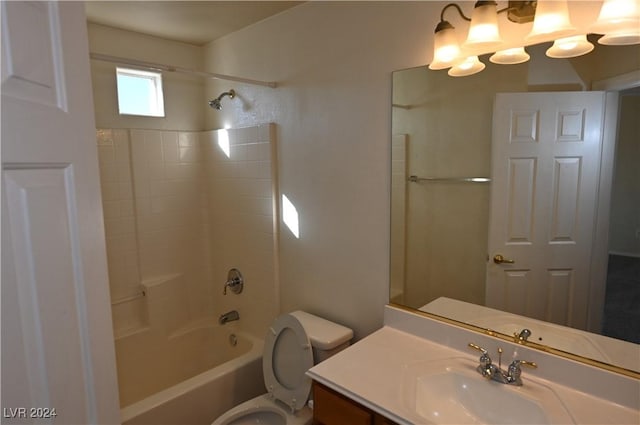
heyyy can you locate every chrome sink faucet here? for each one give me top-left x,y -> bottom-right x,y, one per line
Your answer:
514,328 -> 532,343
468,343 -> 537,386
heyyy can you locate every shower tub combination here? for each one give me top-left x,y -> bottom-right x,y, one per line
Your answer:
117,322 -> 264,425
96,121 -> 278,424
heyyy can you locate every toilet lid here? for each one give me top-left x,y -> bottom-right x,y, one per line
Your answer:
263,313 -> 313,412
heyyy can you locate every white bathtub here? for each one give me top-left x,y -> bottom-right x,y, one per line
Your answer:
117,322 -> 264,425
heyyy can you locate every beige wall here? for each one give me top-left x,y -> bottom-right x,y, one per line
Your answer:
204,124 -> 280,338
203,2 -> 449,338
89,2 -> 640,341
201,1 -> 639,338
97,126 -> 279,339
88,23 -> 206,131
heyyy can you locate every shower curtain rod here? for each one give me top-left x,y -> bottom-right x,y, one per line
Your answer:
90,52 -> 277,88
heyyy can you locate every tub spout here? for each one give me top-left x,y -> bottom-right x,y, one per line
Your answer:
219,310 -> 239,325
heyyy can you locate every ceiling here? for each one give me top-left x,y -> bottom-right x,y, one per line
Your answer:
85,1 -> 302,46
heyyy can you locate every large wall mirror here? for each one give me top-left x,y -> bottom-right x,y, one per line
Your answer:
390,38 -> 639,375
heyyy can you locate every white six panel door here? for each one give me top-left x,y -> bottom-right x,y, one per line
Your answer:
486,92 -> 606,330
1,2 -> 120,423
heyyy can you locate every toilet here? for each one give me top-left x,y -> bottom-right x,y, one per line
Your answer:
212,310 -> 353,425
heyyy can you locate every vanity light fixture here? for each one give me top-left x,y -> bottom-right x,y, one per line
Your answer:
448,55 -> 486,77
525,0 -> 575,43
546,35 -> 594,58
489,47 -> 530,64
592,0 -> 640,45
429,0 -> 640,77
428,5 -> 467,70
463,1 -> 503,50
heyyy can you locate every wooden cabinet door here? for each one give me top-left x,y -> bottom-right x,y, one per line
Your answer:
312,382 -> 398,425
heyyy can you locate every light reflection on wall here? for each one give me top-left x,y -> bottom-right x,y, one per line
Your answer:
217,128 -> 230,158
282,194 -> 300,238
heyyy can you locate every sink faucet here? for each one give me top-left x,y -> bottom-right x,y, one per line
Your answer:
514,328 -> 532,343
468,343 -> 537,386
219,310 -> 240,325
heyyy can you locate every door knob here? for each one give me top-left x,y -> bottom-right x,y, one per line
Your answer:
493,254 -> 515,264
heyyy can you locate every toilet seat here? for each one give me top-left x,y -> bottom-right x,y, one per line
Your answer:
211,394 -> 312,425
263,314 -> 313,412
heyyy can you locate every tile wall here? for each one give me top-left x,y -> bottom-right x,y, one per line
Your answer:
97,124 -> 278,339
203,124 -> 278,338
97,129 -> 146,335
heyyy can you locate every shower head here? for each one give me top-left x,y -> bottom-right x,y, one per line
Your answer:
208,89 -> 236,110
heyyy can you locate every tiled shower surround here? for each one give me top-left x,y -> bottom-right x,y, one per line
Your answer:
96,124 -> 278,339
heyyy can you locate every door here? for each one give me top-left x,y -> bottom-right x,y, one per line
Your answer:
486,92 -> 606,330
1,2 -> 120,423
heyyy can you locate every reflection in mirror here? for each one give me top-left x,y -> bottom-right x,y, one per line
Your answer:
390,39 -> 640,374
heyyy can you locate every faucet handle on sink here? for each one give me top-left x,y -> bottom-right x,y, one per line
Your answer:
507,360 -> 538,386
468,343 -> 493,378
468,343 -> 488,354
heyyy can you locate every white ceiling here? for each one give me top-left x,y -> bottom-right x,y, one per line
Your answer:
85,1 -> 302,46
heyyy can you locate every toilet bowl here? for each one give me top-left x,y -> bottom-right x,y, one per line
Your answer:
212,311 -> 353,425
212,394 -> 311,425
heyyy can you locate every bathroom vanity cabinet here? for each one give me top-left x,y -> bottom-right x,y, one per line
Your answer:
312,382 -> 398,425
306,306 -> 639,425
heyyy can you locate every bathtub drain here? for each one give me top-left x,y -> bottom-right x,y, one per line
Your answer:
229,333 -> 238,347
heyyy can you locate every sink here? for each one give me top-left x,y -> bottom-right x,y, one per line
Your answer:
402,357 -> 575,424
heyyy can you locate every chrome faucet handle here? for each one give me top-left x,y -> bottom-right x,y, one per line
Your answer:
223,268 -> 244,295
507,360 -> 538,386
468,343 -> 493,379
468,343 -> 488,355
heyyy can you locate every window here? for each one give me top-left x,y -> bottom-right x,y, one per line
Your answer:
116,67 -> 165,117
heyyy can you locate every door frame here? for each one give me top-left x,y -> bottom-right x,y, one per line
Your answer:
588,71 -> 640,333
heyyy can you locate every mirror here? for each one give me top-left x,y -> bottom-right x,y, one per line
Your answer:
390,39 -> 640,374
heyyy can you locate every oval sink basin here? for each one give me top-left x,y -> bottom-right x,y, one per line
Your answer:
403,358 -> 575,424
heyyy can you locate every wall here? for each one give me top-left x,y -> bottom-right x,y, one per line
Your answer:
97,126 -> 279,339
88,23 -> 206,131
97,128 -> 213,337
204,2 -> 446,338
201,1 -> 639,339
204,124 -> 279,338
97,129 -> 146,335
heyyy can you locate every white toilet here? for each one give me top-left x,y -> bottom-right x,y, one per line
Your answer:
212,310 -> 353,425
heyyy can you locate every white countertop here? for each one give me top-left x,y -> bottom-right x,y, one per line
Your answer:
307,306 -> 640,425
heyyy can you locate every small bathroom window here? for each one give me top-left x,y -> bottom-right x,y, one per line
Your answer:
116,67 -> 165,117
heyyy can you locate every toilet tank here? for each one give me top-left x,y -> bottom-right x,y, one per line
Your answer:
289,310 -> 354,363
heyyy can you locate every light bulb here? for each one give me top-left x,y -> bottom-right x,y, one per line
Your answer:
463,1 -> 503,50
490,47 -> 530,64
546,35 -> 595,58
429,21 -> 461,70
526,0 -> 576,43
592,0 -> 640,45
448,56 -> 485,77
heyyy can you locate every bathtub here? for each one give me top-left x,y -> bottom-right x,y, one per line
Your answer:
117,322 -> 265,425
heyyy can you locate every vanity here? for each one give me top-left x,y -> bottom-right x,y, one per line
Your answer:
307,305 -> 640,425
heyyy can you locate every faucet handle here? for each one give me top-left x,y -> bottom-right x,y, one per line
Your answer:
468,343 -> 493,379
223,268 -> 244,295
507,360 -> 538,385
468,343 -> 488,355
